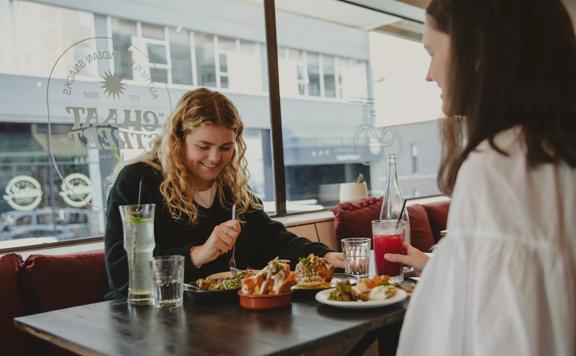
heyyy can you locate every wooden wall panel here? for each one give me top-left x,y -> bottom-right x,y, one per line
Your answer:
315,221 -> 338,251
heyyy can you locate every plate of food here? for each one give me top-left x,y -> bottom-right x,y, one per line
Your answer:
291,254 -> 333,295
184,272 -> 248,303
315,275 -> 407,308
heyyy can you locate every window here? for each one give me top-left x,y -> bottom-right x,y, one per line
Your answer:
0,0 -> 272,250
217,36 -> 235,89
147,43 -> 169,82
195,33 -> 216,87
169,28 -> 193,85
276,0 -> 442,213
323,55 -> 336,98
0,123 -> 99,244
411,143 -> 418,173
0,1 -> 96,78
141,23 -> 169,83
111,18 -> 137,80
0,0 -> 442,249
306,53 -> 321,97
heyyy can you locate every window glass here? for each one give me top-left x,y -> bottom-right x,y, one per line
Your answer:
112,18 -> 137,80
0,0 -> 272,250
219,53 -> 228,73
220,75 -> 229,89
306,53 -> 321,97
276,0 -> 442,213
410,143 -> 418,173
169,29 -> 193,85
0,123 -> 98,244
141,23 -> 165,40
0,1 -> 96,78
147,44 -> 168,64
195,33 -> 216,87
150,68 -> 168,83
323,55 -> 336,98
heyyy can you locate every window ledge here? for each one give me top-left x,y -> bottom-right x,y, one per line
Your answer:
274,210 -> 335,227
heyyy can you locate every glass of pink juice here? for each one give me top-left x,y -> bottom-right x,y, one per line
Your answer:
372,220 -> 405,277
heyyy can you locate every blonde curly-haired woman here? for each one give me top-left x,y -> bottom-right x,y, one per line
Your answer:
104,88 -> 343,299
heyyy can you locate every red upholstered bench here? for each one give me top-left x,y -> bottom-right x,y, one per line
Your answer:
332,197 -> 450,252
0,253 -> 30,356
0,250 -> 108,356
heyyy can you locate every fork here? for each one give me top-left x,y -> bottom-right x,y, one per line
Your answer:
229,204 -> 237,277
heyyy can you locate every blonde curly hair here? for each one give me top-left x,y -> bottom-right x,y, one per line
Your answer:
136,88 -> 262,223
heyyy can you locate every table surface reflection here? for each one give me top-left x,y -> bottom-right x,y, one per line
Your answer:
15,294 -> 407,356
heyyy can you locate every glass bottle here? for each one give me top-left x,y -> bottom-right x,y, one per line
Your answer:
379,154 -> 411,244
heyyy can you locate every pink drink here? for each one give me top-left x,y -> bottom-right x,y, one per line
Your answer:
373,233 -> 404,276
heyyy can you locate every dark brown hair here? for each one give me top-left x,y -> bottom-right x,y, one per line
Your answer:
429,0 -> 576,195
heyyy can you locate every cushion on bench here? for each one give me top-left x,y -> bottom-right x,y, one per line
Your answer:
332,197 -> 436,252
421,201 -> 450,243
20,250 -> 108,314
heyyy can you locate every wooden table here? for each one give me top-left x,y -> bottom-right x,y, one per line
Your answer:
15,295 -> 407,356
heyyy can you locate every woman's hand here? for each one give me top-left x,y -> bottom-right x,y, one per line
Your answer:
323,252 -> 345,268
190,220 -> 241,267
384,242 -> 429,276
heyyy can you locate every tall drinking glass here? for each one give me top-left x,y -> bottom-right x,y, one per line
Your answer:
120,204 -> 156,305
372,220 -> 405,282
341,238 -> 371,278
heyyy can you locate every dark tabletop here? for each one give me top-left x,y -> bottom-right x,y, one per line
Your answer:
15,295 -> 407,356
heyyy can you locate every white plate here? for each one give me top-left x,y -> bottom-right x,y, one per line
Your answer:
315,288 -> 407,309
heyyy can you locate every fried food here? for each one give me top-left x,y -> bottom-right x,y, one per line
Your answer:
241,258 -> 297,295
294,254 -> 333,289
195,277 -> 242,291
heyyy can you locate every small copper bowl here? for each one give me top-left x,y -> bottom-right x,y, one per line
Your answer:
237,291 -> 292,310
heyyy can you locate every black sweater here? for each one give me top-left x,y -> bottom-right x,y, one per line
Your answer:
104,162 -> 332,299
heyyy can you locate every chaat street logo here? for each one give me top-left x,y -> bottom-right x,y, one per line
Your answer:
65,106 -> 162,150
3,176 -> 43,211
59,173 -> 92,208
46,37 -> 172,211
49,37 -> 172,152
99,70 -> 126,99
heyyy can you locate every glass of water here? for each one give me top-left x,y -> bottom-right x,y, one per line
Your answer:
341,237 -> 371,278
152,255 -> 185,308
120,204 -> 156,305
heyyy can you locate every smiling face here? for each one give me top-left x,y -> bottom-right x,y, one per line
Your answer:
423,15 -> 451,113
183,123 -> 235,190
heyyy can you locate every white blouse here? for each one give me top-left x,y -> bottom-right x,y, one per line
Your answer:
397,128 -> 576,356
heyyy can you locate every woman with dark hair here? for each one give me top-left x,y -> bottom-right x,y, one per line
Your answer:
385,0 -> 576,354
104,88 -> 343,299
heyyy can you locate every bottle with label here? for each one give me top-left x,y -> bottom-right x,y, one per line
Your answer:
379,154 -> 411,244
